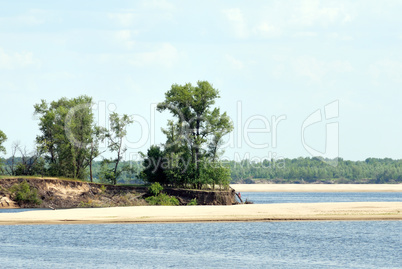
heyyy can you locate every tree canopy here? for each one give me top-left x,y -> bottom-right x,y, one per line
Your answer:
3,84 -> 400,187
100,112 -> 133,185
34,95 -> 95,179
142,81 -> 234,189
0,130 -> 7,174
0,130 -> 6,155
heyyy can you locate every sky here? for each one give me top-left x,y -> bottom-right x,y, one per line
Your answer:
1,0 -> 402,163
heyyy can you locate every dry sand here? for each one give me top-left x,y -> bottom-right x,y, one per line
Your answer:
1,184 -> 401,225
1,202 -> 401,225
230,184 -> 402,192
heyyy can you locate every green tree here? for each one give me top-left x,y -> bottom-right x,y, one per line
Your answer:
205,108 -> 233,162
199,160 -> 231,190
152,81 -> 233,189
13,144 -> 42,176
34,96 -> 95,179
102,112 -> 133,185
88,126 -> 108,182
0,130 -> 6,174
0,130 -> 6,154
141,145 -> 168,185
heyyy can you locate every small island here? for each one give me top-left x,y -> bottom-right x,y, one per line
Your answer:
1,81 -> 402,225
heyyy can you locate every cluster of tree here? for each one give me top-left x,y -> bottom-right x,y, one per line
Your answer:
229,157 -> 402,184
1,82 -> 234,190
90,160 -> 143,184
0,129 -> 7,174
2,142 -> 44,176
0,96 -> 133,185
141,81 -> 233,189
3,82 -> 401,187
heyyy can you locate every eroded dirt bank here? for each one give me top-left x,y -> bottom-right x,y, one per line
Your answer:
0,178 -> 235,209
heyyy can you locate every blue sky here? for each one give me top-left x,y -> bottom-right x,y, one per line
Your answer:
1,0 -> 402,162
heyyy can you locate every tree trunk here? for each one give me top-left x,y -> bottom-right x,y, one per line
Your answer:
89,143 -> 94,182
89,159 -> 93,182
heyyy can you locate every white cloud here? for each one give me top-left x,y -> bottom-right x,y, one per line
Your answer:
293,56 -> 326,82
0,9 -> 48,26
108,1 -> 175,26
114,30 -> 138,49
108,13 -> 136,27
225,55 -> 244,70
42,72 -> 77,81
369,59 -> 402,82
125,78 -> 142,93
0,48 -> 40,70
272,63 -> 286,78
291,0 -> 353,26
223,8 -> 248,39
292,56 -> 353,82
0,80 -> 17,91
294,31 -> 318,37
331,60 -> 353,73
253,22 -> 282,38
142,0 -> 176,11
116,30 -> 131,41
128,43 -> 179,68
327,32 -> 353,40
222,1 -> 354,40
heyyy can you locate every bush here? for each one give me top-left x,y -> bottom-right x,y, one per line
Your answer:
148,182 -> 163,196
145,193 -> 179,206
10,180 -> 42,206
145,182 -> 179,206
187,198 -> 197,206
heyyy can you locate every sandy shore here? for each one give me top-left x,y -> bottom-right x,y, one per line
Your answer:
230,184 -> 402,192
0,202 -> 401,225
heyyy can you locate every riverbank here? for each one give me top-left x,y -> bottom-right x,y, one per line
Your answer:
1,202 -> 401,225
0,178 -> 234,209
230,184 -> 402,192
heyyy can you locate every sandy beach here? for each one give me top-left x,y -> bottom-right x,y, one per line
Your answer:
230,184 -> 402,192
1,184 -> 401,225
1,202 -> 401,225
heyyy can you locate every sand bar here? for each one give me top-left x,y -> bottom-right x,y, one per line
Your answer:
230,184 -> 402,192
0,202 -> 401,225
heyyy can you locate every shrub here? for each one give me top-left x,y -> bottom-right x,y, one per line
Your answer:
145,193 -> 179,206
145,182 -> 179,206
187,198 -> 197,206
10,180 -> 42,206
148,182 -> 163,196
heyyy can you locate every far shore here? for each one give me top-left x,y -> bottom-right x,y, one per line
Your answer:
230,184 -> 402,192
1,202 -> 401,225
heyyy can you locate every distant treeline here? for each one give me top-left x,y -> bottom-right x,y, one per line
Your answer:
2,156 -> 402,184
227,157 -> 402,184
3,88 -> 400,187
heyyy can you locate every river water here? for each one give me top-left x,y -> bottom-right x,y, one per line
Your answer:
0,192 -> 401,268
239,192 -> 402,204
0,221 -> 400,268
